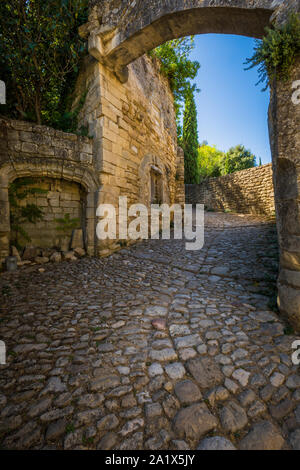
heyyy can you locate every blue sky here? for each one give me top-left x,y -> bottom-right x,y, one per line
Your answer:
188,34 -> 271,164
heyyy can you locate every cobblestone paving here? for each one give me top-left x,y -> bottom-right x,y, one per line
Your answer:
1,213 -> 300,450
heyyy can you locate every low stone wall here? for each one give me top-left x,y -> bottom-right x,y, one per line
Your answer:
185,164 -> 275,216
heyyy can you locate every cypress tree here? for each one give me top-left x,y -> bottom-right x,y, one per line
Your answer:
182,84 -> 199,184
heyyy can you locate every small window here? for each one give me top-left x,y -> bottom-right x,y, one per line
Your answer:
150,168 -> 163,204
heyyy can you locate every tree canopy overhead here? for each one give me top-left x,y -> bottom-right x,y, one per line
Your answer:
0,0 -> 88,128
150,37 -> 200,121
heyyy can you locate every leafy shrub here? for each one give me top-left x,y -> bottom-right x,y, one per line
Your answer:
9,178 -> 47,249
149,36 -> 200,133
245,13 -> 300,90
0,0 -> 88,130
55,213 -> 80,235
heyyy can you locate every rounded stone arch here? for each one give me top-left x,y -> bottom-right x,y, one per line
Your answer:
0,159 -> 100,260
85,0 -> 300,330
138,154 -> 171,207
84,0 -> 280,80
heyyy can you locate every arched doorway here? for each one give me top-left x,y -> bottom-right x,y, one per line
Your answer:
81,1 -> 300,329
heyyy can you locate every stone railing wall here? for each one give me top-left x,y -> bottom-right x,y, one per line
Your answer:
185,164 -> 275,216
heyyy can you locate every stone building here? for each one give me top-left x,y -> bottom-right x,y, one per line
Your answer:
0,54 -> 184,260
0,0 -> 300,330
78,0 -> 300,329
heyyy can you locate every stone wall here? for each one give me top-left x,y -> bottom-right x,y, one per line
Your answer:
269,56 -> 300,330
0,118 -> 97,261
0,53 -> 183,260
11,177 -> 86,249
186,164 -> 275,216
83,0 -> 281,81
75,53 -> 182,256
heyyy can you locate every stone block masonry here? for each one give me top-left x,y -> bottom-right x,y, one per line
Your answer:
12,177 -> 86,249
0,53 -> 185,261
75,53 -> 184,257
0,118 -> 97,261
185,164 -> 275,216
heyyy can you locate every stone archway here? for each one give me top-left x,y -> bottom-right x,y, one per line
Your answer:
138,154 -> 171,208
0,159 -> 98,260
81,0 -> 300,329
82,0 -> 286,81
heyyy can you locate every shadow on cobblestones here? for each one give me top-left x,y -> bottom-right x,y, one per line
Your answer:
0,212 -> 299,450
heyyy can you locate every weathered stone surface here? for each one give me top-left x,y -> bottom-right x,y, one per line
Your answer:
0,212 -> 299,451
174,380 -> 202,404
97,414 -> 119,431
27,398 -> 52,418
197,436 -> 237,450
173,404 -> 218,441
50,252 -> 62,263
90,376 -> 120,392
187,357 -> 223,389
85,0 -> 284,74
22,246 -> 38,260
98,432 -> 118,450
41,377 -> 66,395
187,165 -> 274,216
150,348 -> 177,362
164,363 -> 185,380
152,318 -> 167,330
289,429 -> 300,450
238,390 -> 256,407
239,421 -> 285,450
171,440 -> 189,450
219,401 -> 248,433
74,247 -> 86,257
286,375 -> 300,389
269,398 -> 295,420
148,363 -> 164,377
145,403 -> 162,419
71,229 -> 84,249
206,386 -> 229,407
45,419 -> 66,441
232,369 -> 250,387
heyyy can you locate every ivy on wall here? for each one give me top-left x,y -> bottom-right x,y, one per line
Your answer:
245,13 -> 300,90
9,178 -> 47,249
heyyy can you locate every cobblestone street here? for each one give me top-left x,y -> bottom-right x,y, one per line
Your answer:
1,212 -> 300,450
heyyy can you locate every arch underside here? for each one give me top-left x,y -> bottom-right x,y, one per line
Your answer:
94,7 -> 274,72
0,158 -> 98,258
1,157 -> 99,192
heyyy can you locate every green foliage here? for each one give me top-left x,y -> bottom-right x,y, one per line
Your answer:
0,0 -> 88,129
51,90 -> 88,134
182,84 -> 199,184
55,213 -> 80,235
245,13 -> 300,90
222,145 -> 256,174
149,37 -> 200,128
197,143 -> 257,180
9,178 -> 47,249
197,143 -> 225,181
